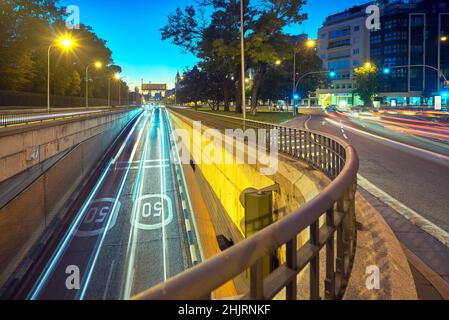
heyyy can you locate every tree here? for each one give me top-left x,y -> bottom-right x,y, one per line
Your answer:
161,0 -> 309,115
0,0 -> 128,102
177,66 -> 208,110
353,62 -> 380,107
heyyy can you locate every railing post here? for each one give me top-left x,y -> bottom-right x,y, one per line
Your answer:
286,237 -> 297,300
250,258 -> 265,300
294,129 -> 298,158
310,220 -> 320,300
288,128 -> 292,155
325,206 -> 336,299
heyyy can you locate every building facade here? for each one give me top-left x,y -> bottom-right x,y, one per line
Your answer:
372,0 -> 449,106
316,0 -> 449,107
316,3 -> 373,107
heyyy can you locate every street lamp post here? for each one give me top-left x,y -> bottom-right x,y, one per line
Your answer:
47,37 -> 74,113
292,39 -> 316,115
108,73 -> 120,107
293,70 -> 335,114
240,0 -> 246,122
85,61 -> 102,108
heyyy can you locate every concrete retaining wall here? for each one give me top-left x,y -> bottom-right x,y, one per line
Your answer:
0,109 -> 139,183
169,111 -> 324,241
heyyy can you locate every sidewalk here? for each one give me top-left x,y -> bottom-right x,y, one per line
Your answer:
358,185 -> 449,300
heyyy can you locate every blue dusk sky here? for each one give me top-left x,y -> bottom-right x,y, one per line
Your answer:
59,0 -> 367,89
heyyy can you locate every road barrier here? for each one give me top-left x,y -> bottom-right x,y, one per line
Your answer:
133,109 -> 359,300
0,106 -> 137,128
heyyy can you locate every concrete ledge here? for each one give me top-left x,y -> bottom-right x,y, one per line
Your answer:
344,190 -> 418,300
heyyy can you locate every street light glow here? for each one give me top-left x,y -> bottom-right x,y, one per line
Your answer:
329,71 -> 336,78
275,60 -> 281,65
59,38 -> 73,48
383,68 -> 391,74
306,39 -> 316,48
441,36 -> 448,42
364,62 -> 372,68
94,61 -> 103,69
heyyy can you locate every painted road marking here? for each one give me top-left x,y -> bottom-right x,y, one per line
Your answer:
29,112 -> 145,299
123,111 -> 153,299
358,174 -> 449,247
131,194 -> 173,230
75,198 -> 121,237
159,118 -> 168,281
102,259 -> 115,300
114,164 -> 169,170
326,118 -> 449,164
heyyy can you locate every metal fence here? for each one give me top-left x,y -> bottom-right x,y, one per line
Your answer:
0,106 -> 137,128
133,109 -> 359,300
0,90 -> 129,109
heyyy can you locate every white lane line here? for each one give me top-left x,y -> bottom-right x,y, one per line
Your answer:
123,111 -> 153,299
358,174 -> 449,247
166,109 -> 204,263
326,118 -> 449,164
103,260 -> 115,300
116,159 -> 169,164
112,112 -> 145,164
159,111 -> 168,281
189,245 -> 198,262
114,164 -> 170,170
304,115 -> 312,130
185,219 -> 191,232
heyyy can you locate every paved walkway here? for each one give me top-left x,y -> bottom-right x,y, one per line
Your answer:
358,186 -> 449,299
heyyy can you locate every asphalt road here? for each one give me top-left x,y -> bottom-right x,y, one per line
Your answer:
27,106 -> 196,300
288,113 -> 449,232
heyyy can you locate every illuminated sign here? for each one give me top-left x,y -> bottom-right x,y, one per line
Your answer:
142,84 -> 167,91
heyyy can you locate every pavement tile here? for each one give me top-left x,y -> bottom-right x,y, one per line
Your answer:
383,216 -> 422,233
395,231 -> 447,252
412,249 -> 449,275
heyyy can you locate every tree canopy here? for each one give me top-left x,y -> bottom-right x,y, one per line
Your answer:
0,0 -> 128,100
353,63 -> 380,107
162,0 -> 323,114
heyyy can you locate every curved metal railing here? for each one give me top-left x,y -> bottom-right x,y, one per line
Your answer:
132,109 -> 359,300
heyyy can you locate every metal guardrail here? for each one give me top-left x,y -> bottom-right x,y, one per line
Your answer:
0,106 -> 138,128
133,109 -> 359,300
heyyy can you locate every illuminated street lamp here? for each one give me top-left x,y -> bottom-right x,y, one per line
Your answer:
329,71 -> 336,78
47,35 -> 76,112
85,61 -> 103,108
292,39 -> 317,114
240,0 -> 246,122
441,36 -> 448,42
383,68 -> 391,75
306,39 -> 317,48
275,59 -> 282,65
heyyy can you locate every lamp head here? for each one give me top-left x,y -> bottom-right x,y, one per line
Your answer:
306,39 -> 316,48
